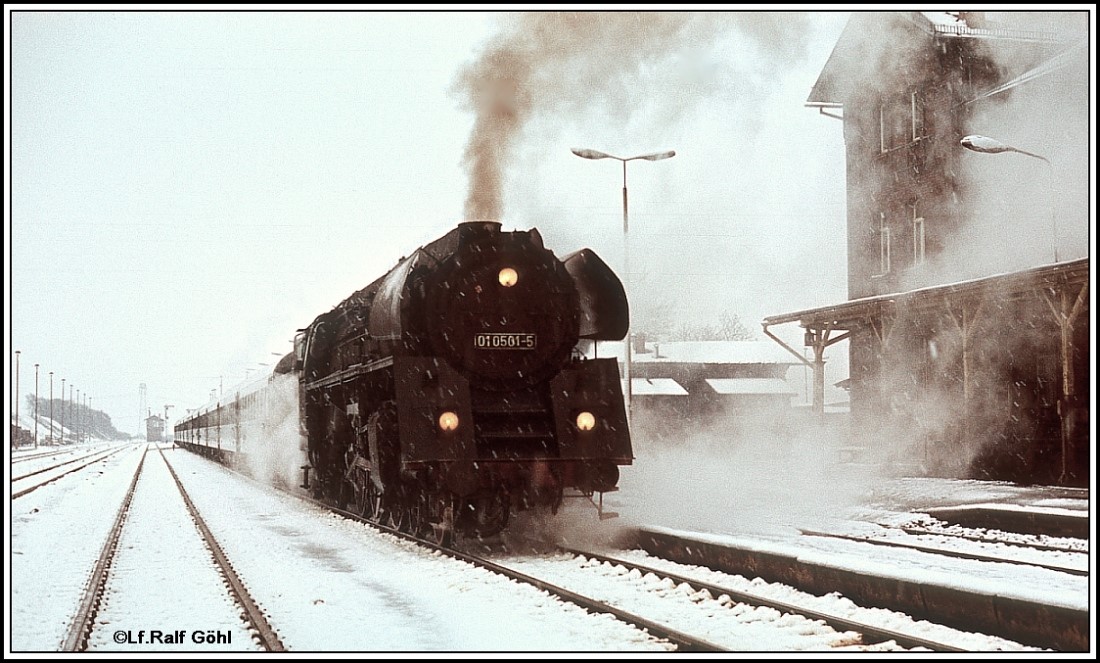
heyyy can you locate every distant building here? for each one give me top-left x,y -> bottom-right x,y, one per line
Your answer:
145,414 -> 165,442
591,340 -> 800,432
766,12 -> 1089,485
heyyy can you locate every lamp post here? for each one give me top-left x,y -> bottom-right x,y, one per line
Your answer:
34,364 -> 39,449
60,378 -> 66,444
14,350 -> 20,448
960,134 -> 1056,262
49,372 -> 54,445
571,147 -> 676,424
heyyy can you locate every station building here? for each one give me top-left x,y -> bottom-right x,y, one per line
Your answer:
764,12 -> 1089,485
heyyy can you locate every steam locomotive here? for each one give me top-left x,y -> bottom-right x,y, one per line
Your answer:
176,221 -> 632,541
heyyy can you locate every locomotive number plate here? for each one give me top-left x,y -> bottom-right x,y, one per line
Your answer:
475,333 -> 537,350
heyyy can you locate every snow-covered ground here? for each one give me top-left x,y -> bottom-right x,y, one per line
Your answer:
876,510 -> 1088,553
644,524 -> 1087,612
11,443 -> 113,470
587,548 -> 1042,651
492,552 -> 905,651
86,448 -> 259,651
11,444 -> 147,650
159,450 -> 673,651
859,476 -> 1089,512
11,443 -> 127,492
838,517 -> 1088,572
10,441 -> 1091,653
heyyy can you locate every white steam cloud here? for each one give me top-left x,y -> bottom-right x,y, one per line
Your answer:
454,11 -> 811,221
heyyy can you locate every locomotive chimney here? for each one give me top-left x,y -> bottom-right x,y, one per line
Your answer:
633,333 -> 648,354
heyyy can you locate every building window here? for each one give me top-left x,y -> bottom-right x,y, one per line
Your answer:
912,205 -> 926,265
880,91 -> 926,153
910,91 -> 925,141
879,105 -> 886,153
879,212 -> 892,274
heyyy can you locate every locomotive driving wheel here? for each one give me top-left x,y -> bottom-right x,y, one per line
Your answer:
430,496 -> 456,547
352,469 -> 381,520
385,500 -> 407,532
467,492 -> 509,539
408,493 -> 429,539
345,438 -> 382,521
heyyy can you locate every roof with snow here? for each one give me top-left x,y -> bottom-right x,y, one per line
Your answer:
807,11 -> 1068,106
631,378 -> 688,397
705,378 -> 797,396
591,340 -> 801,366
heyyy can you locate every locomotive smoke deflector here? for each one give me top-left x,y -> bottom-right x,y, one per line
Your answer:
561,249 -> 629,341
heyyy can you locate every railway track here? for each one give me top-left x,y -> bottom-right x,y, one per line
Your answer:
306,498 -> 723,651
12,447 -> 87,464
61,445 -> 284,652
891,524 -> 1088,555
299,495 -> 970,651
171,449 -> 1070,651
13,446 -> 124,482
12,446 -> 130,500
800,528 -> 1088,577
544,545 -> 968,652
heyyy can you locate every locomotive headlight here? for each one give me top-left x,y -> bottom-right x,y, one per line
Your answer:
439,411 -> 460,432
498,267 -> 518,287
576,411 -> 596,431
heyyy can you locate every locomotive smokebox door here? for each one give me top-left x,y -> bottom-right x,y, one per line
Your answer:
394,357 -> 475,462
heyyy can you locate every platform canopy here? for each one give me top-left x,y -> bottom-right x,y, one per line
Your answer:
763,258 -> 1088,332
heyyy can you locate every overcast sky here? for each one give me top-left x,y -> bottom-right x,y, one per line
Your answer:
8,9 -> 858,434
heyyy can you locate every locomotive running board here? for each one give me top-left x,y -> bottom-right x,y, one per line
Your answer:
304,356 -> 394,391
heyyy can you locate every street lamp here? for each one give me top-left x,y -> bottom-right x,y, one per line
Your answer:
14,350 -> 20,448
960,134 -> 1057,262
60,378 -> 66,444
34,363 -> 39,449
49,372 -> 54,445
571,147 -> 676,424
